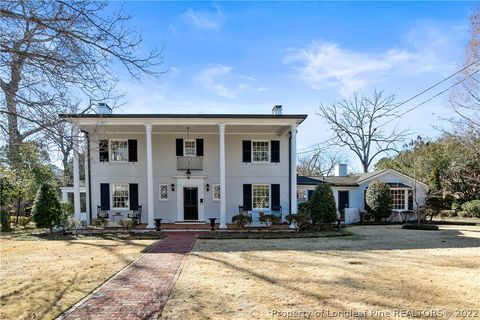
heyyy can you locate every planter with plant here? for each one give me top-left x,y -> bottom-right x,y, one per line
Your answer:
259,214 -> 280,228
232,214 -> 252,229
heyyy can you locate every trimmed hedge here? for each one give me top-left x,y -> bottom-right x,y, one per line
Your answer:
461,200 -> 480,217
402,223 -> 439,230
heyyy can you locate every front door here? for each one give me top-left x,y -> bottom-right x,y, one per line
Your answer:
338,191 -> 349,211
183,187 -> 198,220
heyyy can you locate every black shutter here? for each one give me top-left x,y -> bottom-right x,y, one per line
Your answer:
364,189 -> 371,212
176,139 -> 183,156
100,183 -> 110,210
99,140 -> 109,162
128,140 -> 137,162
196,139 -> 204,156
307,190 -> 314,200
271,140 -> 280,163
243,184 -> 252,211
408,190 -> 413,210
271,184 -> 280,210
129,184 -> 139,210
242,140 -> 251,163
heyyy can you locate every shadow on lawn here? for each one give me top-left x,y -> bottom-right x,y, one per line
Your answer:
191,225 -> 480,253
170,251 -> 474,319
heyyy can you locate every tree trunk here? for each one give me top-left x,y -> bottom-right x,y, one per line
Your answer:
5,88 -> 21,168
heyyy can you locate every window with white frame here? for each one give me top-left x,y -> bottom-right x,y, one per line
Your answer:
159,184 -> 168,201
391,189 -> 406,210
112,184 -> 129,209
184,139 -> 196,156
212,184 -> 220,201
252,184 -> 270,209
252,141 -> 269,162
110,140 -> 128,161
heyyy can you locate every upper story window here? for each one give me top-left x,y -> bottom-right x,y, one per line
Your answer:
391,189 -> 406,210
112,184 -> 129,209
184,139 -> 196,157
252,141 -> 270,162
252,184 -> 270,209
110,140 -> 128,162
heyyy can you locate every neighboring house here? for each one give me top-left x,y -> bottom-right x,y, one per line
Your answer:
297,164 -> 427,223
61,104 -> 306,229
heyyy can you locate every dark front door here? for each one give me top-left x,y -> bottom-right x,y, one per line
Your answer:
183,187 -> 198,220
338,191 -> 349,212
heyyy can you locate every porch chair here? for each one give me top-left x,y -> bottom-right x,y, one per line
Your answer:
128,205 -> 142,224
97,205 -> 109,219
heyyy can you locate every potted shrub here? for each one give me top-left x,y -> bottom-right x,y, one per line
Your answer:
259,214 -> 280,229
232,214 -> 251,229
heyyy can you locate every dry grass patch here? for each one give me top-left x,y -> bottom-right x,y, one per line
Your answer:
0,235 -> 157,320
163,225 -> 480,319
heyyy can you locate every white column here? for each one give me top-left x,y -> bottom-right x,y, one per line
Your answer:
290,125 -> 298,215
62,191 -> 68,203
73,126 -> 81,220
145,124 -> 155,228
219,123 -> 227,229
84,135 -> 90,224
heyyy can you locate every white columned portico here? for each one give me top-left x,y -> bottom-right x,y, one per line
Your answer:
290,125 -> 298,215
219,123 -> 227,229
145,124 -> 155,228
72,126 -> 81,221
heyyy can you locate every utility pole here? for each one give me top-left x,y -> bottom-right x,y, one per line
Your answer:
404,136 -> 424,224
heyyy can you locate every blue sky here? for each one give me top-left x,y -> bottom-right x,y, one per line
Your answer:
110,1 -> 472,171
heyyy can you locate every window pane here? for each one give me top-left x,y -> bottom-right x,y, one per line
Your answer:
252,141 -> 269,162
253,185 -> 269,209
112,184 -> 129,208
390,189 -> 405,210
184,140 -> 196,156
111,140 -> 128,161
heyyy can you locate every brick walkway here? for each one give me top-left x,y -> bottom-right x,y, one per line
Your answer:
59,232 -> 198,320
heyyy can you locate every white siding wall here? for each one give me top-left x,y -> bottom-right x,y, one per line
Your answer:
89,132 -> 291,223
298,171 -> 427,213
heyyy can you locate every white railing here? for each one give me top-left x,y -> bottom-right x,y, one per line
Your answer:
177,156 -> 203,170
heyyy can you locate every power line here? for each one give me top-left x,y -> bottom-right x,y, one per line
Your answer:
297,60 -> 480,154
389,58 -> 480,111
379,69 -> 480,127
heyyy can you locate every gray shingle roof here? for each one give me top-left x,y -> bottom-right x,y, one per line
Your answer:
298,169 -> 390,187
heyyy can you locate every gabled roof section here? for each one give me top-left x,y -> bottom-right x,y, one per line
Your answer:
356,169 -> 388,183
297,175 -> 358,187
321,176 -> 359,187
297,176 -> 328,185
356,168 -> 428,187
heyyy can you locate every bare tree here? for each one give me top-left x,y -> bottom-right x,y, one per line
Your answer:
0,1 -> 163,167
297,145 -> 347,176
318,90 -> 407,173
449,7 -> 480,159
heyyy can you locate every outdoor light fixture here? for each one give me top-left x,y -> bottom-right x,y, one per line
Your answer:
171,183 -> 175,192
206,184 -> 210,192
186,169 -> 191,179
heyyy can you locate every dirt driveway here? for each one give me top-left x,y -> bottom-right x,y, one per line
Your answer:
162,225 -> 480,319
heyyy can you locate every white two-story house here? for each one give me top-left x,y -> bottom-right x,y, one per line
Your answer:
61,104 -> 307,229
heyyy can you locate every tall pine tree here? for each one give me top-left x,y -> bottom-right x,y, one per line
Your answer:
32,183 -> 62,234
